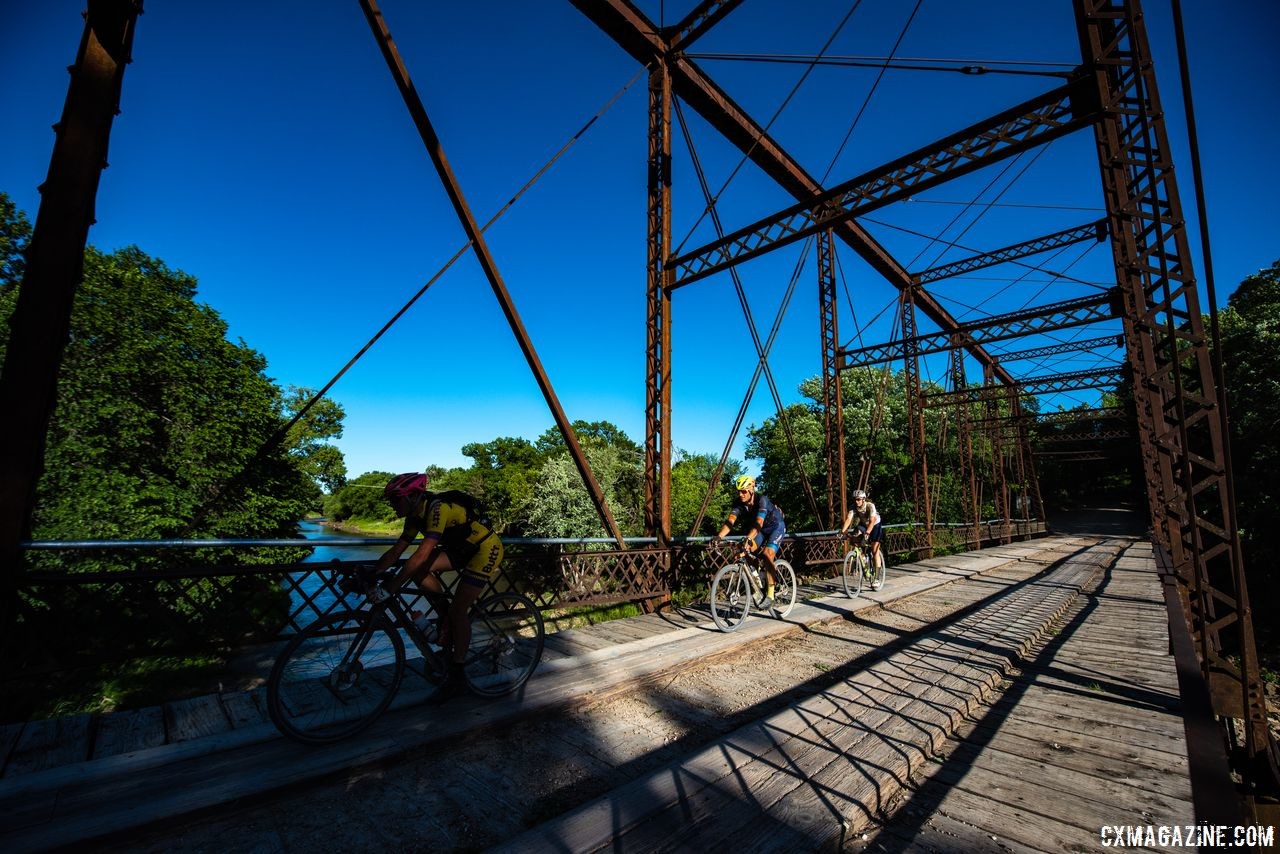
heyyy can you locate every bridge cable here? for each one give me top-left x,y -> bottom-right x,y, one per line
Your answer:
671,0 -> 867,258
183,69 -> 644,529
687,52 -> 1076,79
672,97 -> 822,534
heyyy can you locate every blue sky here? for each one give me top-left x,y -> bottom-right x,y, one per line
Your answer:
4,1 -> 1277,482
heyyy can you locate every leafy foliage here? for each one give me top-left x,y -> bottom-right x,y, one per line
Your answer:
1216,260 -> 1280,642
0,195 -> 341,665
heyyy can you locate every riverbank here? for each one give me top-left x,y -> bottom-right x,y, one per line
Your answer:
315,517 -> 401,537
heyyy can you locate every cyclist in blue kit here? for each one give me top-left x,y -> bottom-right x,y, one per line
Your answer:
712,475 -> 786,611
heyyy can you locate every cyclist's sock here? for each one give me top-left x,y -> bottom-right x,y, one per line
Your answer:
766,584 -> 775,599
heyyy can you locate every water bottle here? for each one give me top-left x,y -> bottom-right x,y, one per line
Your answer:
413,611 -> 440,645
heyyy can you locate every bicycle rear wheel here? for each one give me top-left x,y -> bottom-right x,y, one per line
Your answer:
463,592 -> 545,697
870,549 -> 887,591
772,560 -> 797,618
710,563 -> 752,632
267,609 -> 405,745
842,549 -> 866,599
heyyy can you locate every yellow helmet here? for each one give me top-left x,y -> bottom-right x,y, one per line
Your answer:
734,475 -> 756,492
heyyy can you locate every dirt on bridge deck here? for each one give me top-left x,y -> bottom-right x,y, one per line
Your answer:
52,533 -> 1200,854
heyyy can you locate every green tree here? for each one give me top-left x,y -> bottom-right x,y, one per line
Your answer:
281,386 -> 348,499
669,450 -> 745,537
0,204 -> 332,660
458,435 -> 544,533
0,192 -> 30,286
1217,260 -> 1280,640
521,421 -> 644,539
324,470 -> 396,522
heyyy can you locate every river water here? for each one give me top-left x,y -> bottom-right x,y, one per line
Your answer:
293,519 -> 389,614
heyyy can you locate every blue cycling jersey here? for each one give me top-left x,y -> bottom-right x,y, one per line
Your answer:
728,493 -> 784,532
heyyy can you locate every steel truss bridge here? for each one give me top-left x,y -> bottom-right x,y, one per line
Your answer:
0,0 -> 1273,826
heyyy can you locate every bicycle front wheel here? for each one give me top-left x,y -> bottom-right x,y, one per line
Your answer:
710,563 -> 753,632
463,593 -> 545,698
870,549 -> 887,591
772,560 -> 797,618
842,550 -> 866,599
267,609 -> 405,745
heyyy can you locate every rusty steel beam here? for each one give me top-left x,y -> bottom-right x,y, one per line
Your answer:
0,1 -> 142,628
950,343 -> 982,540
666,0 -> 746,51
912,219 -> 1108,284
1032,450 -> 1112,461
925,366 -> 1125,408
901,289 -> 932,548
669,77 -> 1100,286
360,0 -> 624,547
1035,427 -> 1131,443
981,366 -> 1011,540
841,291 -> 1119,368
818,230 -> 846,527
1078,0 -> 1276,796
567,0 -> 1019,387
997,333 -> 1123,363
645,63 -> 674,544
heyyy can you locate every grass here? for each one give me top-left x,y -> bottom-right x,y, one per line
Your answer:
4,654 -> 236,723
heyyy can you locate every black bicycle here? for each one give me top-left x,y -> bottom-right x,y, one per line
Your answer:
266,563 -> 545,745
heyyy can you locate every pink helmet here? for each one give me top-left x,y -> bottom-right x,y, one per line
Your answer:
384,472 -> 430,500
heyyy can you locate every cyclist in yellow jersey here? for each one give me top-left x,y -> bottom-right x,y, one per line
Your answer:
371,472 -> 503,701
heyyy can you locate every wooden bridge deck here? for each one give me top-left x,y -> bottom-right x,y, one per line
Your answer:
0,535 -> 1201,852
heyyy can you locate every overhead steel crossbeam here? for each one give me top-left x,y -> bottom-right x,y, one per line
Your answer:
997,333 -> 1123,362
912,219 -> 1108,284
1035,427 -> 1131,443
968,405 -> 1126,429
840,290 -> 1118,368
669,75 -> 1100,287
925,366 -> 1124,408
666,0 -> 746,51
1032,450 -> 1111,461
568,0 -> 1019,387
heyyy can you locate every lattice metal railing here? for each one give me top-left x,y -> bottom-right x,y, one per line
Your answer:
13,521 -> 1047,678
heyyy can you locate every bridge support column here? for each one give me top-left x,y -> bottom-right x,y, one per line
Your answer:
901,287 -> 932,556
0,0 -> 141,647
818,229 -> 846,529
949,341 -> 981,548
1076,0 -> 1278,802
644,61 -> 673,547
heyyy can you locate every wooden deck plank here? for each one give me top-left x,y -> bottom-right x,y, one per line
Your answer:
569,559 -> 1101,852
93,707 -> 165,759
5,715 -> 92,776
0,723 -> 24,776
163,695 -> 231,744
221,688 -> 268,729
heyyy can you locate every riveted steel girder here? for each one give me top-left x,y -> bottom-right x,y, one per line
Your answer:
818,230 -> 846,527
568,0 -> 1019,387
925,366 -> 1125,408
0,0 -> 142,606
1078,0 -> 1275,793
997,333 -> 1124,362
669,77 -> 1100,286
361,0 -> 626,545
912,219 -> 1107,284
841,291 -> 1119,368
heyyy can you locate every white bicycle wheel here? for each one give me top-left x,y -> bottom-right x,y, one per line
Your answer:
842,549 -> 866,598
710,563 -> 753,632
